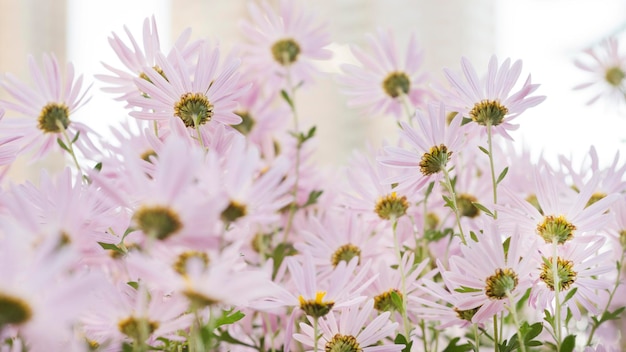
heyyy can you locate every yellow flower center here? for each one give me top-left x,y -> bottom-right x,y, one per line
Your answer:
118,316 -> 159,341
382,71 -> 411,98
469,99 -> 508,126
331,244 -> 361,267
325,334 -> 361,352
456,193 -> 480,218
221,200 -> 248,223
374,191 -> 409,220
419,144 -> 452,176
373,288 -> 403,312
0,293 -> 32,327
174,92 -> 214,128
173,250 -> 210,275
271,38 -> 301,66
233,110 -> 256,135
605,66 -> 625,87
536,215 -> 576,244
485,268 -> 518,299
38,102 -> 70,133
298,291 -> 334,318
539,257 -> 577,291
133,205 -> 182,240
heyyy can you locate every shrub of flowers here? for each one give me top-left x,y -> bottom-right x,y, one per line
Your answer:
0,1 -> 625,351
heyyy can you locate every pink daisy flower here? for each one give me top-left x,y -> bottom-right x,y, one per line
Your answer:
530,235 -> 614,321
338,28 -> 430,119
96,16 -> 201,102
239,0 -> 332,89
441,55 -> 546,139
127,41 -> 244,140
293,299 -> 404,352
574,36 -> 626,106
0,54 -> 95,160
378,102 -> 464,194
439,222 -> 535,324
499,166 -> 619,245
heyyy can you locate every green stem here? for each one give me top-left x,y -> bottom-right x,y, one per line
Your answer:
472,324 -> 481,351
585,249 -> 625,345
282,68 -> 301,243
153,120 -> 159,137
442,168 -> 467,245
313,316 -> 319,352
493,314 -> 499,352
419,320 -> 428,352
506,292 -> 527,352
486,123 -> 498,219
391,216 -> 413,340
398,91 -> 414,126
58,123 -> 89,183
551,240 -> 562,351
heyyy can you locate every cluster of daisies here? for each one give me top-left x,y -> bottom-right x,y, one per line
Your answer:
0,1 -> 625,351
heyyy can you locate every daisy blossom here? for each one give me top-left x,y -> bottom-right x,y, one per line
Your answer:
239,0 -> 332,89
499,166 -> 619,245
338,28 -> 430,119
574,36 -> 626,107
441,55 -> 546,139
530,235 -> 614,321
342,148 -> 412,223
0,54 -> 95,160
127,41 -> 244,142
293,299 -> 404,352
439,222 -> 535,324
378,102 -> 464,194
262,252 -> 375,319
96,15 -> 201,102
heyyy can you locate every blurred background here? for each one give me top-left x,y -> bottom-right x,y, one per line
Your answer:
1,0 -> 626,177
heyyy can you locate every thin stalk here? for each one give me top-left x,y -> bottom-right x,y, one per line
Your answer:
506,292 -> 527,352
282,67 -> 302,242
486,123 -> 498,219
586,249 -> 626,345
551,240 -> 563,350
493,314 -> 499,352
442,168 -> 467,245
58,123 -> 84,179
153,120 -> 159,137
398,91 -> 414,125
419,320 -> 428,352
472,324 -> 481,351
313,316 -> 319,352
391,216 -> 413,339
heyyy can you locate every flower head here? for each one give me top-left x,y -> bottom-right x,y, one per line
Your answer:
441,55 -> 546,139
378,102 -> 464,193
338,28 -> 430,119
574,36 -> 626,106
239,0 -> 332,89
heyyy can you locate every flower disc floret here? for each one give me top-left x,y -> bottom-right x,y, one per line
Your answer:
118,316 -> 159,341
173,251 -> 209,275
373,288 -> 403,312
469,99 -> 508,126
536,215 -> 576,244
174,92 -> 214,128
419,144 -> 452,176
374,191 -> 409,220
605,66 -> 625,86
539,257 -> 577,291
454,305 -> 481,322
325,334 -> 361,352
331,244 -> 361,267
485,268 -> 518,299
271,38 -> 301,66
298,291 -> 334,318
382,71 -> 411,98
0,293 -> 32,326
133,205 -> 183,240
456,193 -> 480,218
38,102 -> 71,133
221,200 -> 248,223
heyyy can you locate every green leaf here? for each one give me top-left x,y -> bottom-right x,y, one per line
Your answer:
560,335 -> 576,352
280,89 -> 294,109
442,195 -> 455,209
127,281 -> 139,290
442,337 -> 473,352
93,162 -> 103,172
454,286 -> 482,294
394,334 -> 413,352
390,290 -> 404,313
469,230 -> 479,242
472,202 -> 494,218
57,138 -> 70,152
302,190 -> 323,207
122,342 -> 133,352
461,117 -> 473,126
502,236 -> 511,256
496,166 -> 509,184
215,309 -> 245,328
562,287 -> 578,304
97,241 -> 125,255
306,126 -> 316,139
478,146 -> 489,155
71,130 -> 81,144
270,242 -> 298,279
